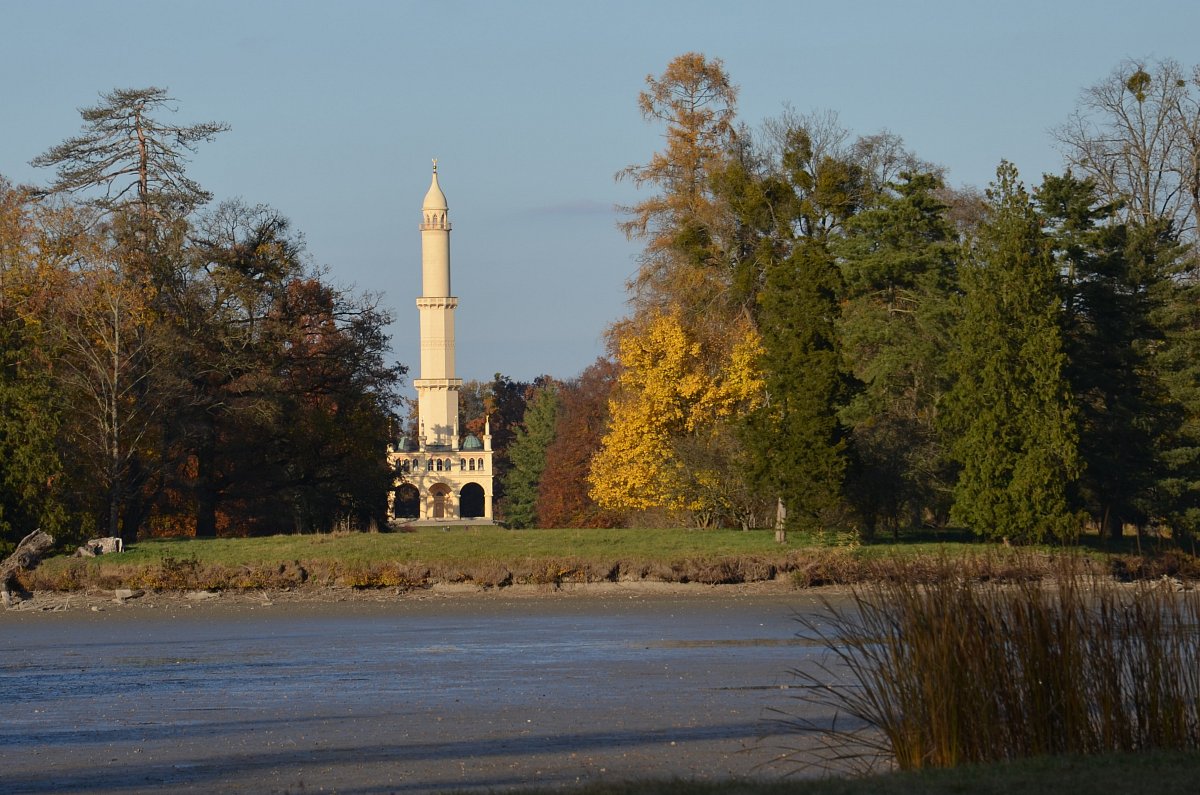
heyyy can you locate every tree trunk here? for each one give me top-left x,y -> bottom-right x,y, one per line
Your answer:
1,530 -> 55,607
1103,505 -> 1123,541
195,437 -> 218,538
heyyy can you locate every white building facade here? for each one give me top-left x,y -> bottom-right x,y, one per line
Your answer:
387,164 -> 494,522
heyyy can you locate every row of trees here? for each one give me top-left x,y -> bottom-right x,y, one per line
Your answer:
0,88 -> 403,551
502,54 -> 1200,543
5,60 -> 1198,547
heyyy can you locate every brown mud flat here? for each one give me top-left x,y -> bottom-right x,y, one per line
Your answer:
1,587 -> 845,794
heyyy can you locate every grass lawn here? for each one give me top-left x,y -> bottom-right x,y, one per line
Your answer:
101,526 -> 873,565
494,750 -> 1200,794
21,525 -> 1198,592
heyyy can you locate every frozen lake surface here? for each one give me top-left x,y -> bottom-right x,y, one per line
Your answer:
0,590 -> 846,793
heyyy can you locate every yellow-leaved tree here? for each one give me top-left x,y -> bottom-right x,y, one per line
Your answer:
588,308 -> 764,527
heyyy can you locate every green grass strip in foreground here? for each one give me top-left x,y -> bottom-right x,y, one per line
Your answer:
68,526 -> 977,566
492,750 -> 1200,794
31,526 -> 1190,592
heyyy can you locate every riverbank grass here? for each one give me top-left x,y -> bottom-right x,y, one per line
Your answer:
789,567 -> 1200,773
30,526 -> 861,590
21,526 -> 1200,593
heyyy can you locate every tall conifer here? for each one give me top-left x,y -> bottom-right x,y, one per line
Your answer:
1037,174 -> 1165,538
745,237 -> 849,530
946,163 -> 1081,543
1145,231 -> 1200,540
835,173 -> 959,534
503,384 -> 561,529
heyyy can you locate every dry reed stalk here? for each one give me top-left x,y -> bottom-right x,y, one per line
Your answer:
782,561 -> 1200,773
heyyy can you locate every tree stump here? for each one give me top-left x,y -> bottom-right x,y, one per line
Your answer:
1,529 -> 55,608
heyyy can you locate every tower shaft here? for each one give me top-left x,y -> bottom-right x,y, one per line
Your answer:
414,165 -> 462,450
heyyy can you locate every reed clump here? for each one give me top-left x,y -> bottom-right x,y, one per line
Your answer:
790,561 -> 1200,772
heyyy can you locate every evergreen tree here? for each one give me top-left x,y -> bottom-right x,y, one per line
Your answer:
1143,227 -> 1200,540
835,172 -> 959,535
483,373 -> 534,510
0,336 -> 68,551
946,163 -> 1081,543
503,383 -> 560,529
0,179 -> 78,549
31,87 -> 227,218
1037,173 -> 1165,538
744,236 -> 850,530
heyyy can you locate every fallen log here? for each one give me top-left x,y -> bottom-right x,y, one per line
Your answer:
1,529 -> 55,608
74,536 -> 124,557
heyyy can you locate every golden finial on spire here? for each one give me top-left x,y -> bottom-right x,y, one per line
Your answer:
432,157 -> 438,173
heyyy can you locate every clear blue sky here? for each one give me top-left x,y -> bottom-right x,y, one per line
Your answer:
3,0 -> 1198,383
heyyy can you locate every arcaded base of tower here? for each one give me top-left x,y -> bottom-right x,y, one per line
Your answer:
386,446 -> 494,524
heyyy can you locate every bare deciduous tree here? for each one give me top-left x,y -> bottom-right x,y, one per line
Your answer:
1055,58 -> 1200,242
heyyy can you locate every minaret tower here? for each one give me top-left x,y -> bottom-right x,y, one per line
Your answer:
388,161 -> 494,524
414,160 -> 462,451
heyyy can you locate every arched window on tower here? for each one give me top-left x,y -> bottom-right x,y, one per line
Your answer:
478,458 -> 485,470
469,459 -> 475,471
436,459 -> 443,472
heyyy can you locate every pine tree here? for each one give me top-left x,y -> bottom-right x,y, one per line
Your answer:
31,87 -> 227,218
946,163 -> 1081,543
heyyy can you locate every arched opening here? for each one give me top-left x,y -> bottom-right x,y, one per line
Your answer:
460,483 -> 485,519
430,483 -> 452,520
393,484 -> 420,519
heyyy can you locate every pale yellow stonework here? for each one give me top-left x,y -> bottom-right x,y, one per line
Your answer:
387,164 -> 494,522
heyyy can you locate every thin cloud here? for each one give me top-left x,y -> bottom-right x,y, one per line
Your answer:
531,199 -> 617,216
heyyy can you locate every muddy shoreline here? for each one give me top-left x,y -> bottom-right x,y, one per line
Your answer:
2,585 -> 842,794
0,578 -> 811,618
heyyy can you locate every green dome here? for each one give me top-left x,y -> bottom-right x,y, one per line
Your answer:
462,434 -> 483,450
